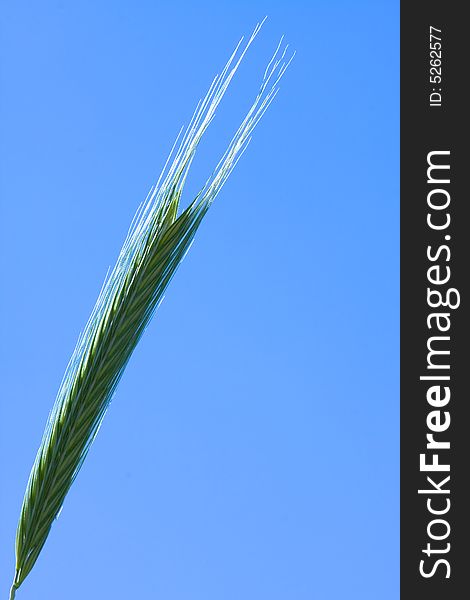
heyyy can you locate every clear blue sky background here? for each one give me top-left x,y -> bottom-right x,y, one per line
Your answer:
0,1 -> 398,599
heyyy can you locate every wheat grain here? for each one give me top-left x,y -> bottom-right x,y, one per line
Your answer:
10,20 -> 292,599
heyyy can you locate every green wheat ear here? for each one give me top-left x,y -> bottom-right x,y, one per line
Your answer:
10,20 -> 292,599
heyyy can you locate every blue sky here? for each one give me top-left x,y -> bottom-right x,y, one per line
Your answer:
0,1 -> 398,599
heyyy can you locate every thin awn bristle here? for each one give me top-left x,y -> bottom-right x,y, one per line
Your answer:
10,21 -> 292,600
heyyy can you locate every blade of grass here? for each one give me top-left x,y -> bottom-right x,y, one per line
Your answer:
10,20 -> 293,599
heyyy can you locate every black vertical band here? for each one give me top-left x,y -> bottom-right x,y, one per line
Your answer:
401,3 -> 468,598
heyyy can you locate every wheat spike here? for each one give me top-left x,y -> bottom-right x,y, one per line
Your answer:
10,20 -> 292,599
